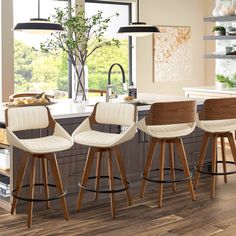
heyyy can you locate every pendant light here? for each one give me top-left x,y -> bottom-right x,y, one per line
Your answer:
118,0 -> 159,37
13,0 -> 64,33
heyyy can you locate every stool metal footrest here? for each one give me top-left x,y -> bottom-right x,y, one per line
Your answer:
79,175 -> 130,194
196,161 -> 236,176
142,168 -> 192,183
12,183 -> 67,202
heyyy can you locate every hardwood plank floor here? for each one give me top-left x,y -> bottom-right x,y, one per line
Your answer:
1,151 -> 236,235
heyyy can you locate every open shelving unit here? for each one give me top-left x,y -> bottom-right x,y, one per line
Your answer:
204,16 -> 236,60
0,128 -> 12,212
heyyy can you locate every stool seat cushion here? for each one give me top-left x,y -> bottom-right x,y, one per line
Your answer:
73,125 -> 136,148
7,122 -> 73,154
138,118 -> 195,139
197,118 -> 236,133
20,136 -> 72,154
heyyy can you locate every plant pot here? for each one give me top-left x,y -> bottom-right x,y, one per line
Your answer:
214,30 -> 226,36
215,81 -> 226,90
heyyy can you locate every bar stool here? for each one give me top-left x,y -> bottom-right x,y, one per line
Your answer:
194,97 -> 236,198
137,101 -> 196,207
5,106 -> 73,228
72,102 -> 137,218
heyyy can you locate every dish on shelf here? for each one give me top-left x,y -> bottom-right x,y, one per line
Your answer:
228,31 -> 236,35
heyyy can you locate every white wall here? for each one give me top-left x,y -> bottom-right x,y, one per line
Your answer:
135,0 -> 215,96
1,0 -> 14,102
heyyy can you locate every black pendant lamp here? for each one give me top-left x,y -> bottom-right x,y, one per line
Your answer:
118,0 -> 159,37
13,0 -> 64,33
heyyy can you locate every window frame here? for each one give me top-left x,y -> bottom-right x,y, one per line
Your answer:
68,0 -> 132,97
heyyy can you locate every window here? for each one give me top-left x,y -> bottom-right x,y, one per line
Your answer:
13,0 -> 131,98
85,0 -> 132,96
13,0 -> 68,98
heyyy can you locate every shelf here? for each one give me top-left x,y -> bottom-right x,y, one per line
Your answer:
0,169 -> 10,177
204,16 -> 236,22
0,197 -> 11,211
205,54 -> 236,59
204,35 -> 236,40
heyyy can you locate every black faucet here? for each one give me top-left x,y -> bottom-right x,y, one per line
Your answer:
106,63 -> 127,102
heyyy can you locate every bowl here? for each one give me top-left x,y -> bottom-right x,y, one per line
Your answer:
225,46 -> 233,54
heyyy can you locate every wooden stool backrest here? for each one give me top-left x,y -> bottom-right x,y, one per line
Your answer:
199,97 -> 236,121
145,100 -> 197,126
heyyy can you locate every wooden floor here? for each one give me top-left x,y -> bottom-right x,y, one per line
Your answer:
1,154 -> 236,235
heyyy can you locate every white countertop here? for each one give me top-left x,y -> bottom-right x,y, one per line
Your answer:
0,94 -> 203,123
183,86 -> 236,94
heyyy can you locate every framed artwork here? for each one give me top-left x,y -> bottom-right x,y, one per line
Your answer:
153,26 -> 192,82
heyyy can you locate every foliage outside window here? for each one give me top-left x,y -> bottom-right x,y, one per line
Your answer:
14,0 -> 130,98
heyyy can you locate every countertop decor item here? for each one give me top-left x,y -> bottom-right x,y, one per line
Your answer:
118,0 -> 160,37
40,6 -> 120,103
6,92 -> 56,107
13,0 -> 64,33
212,26 -> 226,36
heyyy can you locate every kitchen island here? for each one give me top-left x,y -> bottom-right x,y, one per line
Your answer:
184,86 -> 236,98
0,95 -> 211,212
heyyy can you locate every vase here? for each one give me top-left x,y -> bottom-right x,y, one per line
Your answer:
229,0 -> 236,15
219,0 -> 231,16
72,65 -> 88,104
212,0 -> 223,16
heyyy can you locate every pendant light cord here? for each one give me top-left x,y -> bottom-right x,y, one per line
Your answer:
137,0 -> 140,22
38,0 -> 40,18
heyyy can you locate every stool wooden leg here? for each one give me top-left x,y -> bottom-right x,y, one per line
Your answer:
94,151 -> 102,200
158,140 -> 165,208
49,154 -> 69,221
140,138 -> 156,198
108,150 -> 115,218
176,138 -> 196,201
77,147 -> 96,211
227,132 -> 236,166
11,154 -> 29,215
211,135 -> 217,199
42,158 -> 50,208
194,133 -> 209,189
169,143 -> 176,192
27,157 -> 36,228
114,146 -> 132,206
220,137 -> 227,183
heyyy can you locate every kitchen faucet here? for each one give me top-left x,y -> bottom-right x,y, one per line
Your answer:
106,63 -> 127,102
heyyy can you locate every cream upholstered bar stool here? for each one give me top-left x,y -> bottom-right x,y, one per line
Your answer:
194,98 -> 236,198
137,101 -> 196,207
72,102 -> 137,218
5,106 -> 73,228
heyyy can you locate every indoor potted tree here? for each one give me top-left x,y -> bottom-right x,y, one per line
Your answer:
40,6 -> 120,103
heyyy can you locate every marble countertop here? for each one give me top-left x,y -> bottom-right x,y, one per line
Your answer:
183,86 -> 236,94
0,93 -> 203,123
